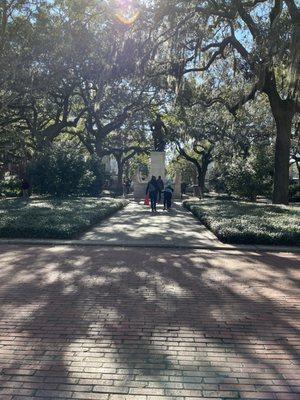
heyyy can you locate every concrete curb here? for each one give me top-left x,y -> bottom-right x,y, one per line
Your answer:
0,239 -> 299,253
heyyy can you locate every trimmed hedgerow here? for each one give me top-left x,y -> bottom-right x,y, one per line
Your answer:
0,197 -> 128,239
184,199 -> 300,246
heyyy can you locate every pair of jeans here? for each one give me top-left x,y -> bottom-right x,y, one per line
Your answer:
158,190 -> 162,202
149,192 -> 157,211
164,192 -> 172,209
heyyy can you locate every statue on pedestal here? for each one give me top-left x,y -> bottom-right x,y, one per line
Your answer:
150,114 -> 167,152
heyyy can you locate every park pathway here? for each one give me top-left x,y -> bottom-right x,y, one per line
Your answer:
0,244 -> 299,400
81,200 -> 222,247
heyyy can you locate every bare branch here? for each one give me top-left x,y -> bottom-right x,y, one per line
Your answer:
184,37 -> 233,73
233,0 -> 260,38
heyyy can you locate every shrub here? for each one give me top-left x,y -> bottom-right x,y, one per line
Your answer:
184,199 -> 300,246
289,183 -> 300,202
0,173 -> 21,197
27,144 -> 106,197
226,159 -> 266,201
209,167 -> 228,193
0,197 -> 128,239
210,143 -> 274,200
80,156 -> 107,196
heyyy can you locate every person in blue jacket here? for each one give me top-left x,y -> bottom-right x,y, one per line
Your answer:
146,176 -> 159,212
163,181 -> 174,210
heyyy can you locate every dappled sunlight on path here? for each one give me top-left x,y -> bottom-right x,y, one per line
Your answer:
0,245 -> 299,399
81,201 -> 221,247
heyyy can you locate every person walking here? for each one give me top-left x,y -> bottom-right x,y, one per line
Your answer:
157,176 -> 164,202
124,178 -> 131,195
181,182 -> 187,196
146,176 -> 159,212
163,181 -> 174,211
21,178 -> 30,200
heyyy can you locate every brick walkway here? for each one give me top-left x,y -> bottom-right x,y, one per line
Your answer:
0,245 -> 299,400
80,201 -> 221,248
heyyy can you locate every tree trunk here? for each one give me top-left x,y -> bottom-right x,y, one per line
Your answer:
197,166 -> 207,198
115,155 -> 124,196
264,70 -> 294,205
197,156 -> 210,198
197,171 -> 204,197
197,177 -> 204,198
288,9 -> 300,104
0,1 -> 8,52
35,135 -> 52,153
272,110 -> 293,204
296,160 -> 300,180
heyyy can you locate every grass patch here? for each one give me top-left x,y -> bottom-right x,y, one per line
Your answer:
0,197 -> 128,239
184,198 -> 300,246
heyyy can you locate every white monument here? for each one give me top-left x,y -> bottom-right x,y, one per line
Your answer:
133,151 -> 182,200
149,151 -> 166,181
173,171 -> 182,199
133,151 -> 166,199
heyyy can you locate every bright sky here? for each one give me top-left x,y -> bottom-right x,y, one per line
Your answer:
107,0 -> 141,24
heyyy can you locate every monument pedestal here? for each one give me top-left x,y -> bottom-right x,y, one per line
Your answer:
133,182 -> 148,199
133,151 -> 182,200
173,171 -> 182,199
149,152 -> 166,181
133,151 -> 166,199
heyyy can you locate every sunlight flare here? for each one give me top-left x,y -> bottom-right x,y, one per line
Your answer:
111,0 -> 140,25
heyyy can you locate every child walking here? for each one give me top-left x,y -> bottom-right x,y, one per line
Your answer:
163,182 -> 174,211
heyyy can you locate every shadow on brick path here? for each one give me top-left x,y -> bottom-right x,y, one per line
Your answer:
0,245 -> 299,400
80,201 -> 221,248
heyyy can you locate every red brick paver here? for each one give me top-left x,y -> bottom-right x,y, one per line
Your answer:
0,245 -> 299,399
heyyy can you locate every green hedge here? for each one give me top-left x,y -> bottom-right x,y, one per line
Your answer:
0,197 -> 128,239
27,144 -> 106,197
0,174 -> 21,197
184,199 -> 300,246
289,183 -> 300,203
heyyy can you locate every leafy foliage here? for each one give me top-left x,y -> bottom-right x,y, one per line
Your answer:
167,156 -> 198,186
0,173 -> 21,197
211,144 -> 274,200
27,143 -> 106,197
153,0 -> 300,203
0,197 -> 128,239
1,0 -> 299,204
289,183 -> 300,203
184,199 -> 300,246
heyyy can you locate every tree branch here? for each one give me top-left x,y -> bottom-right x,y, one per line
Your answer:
73,131 -> 95,155
284,0 -> 300,21
176,141 -> 202,171
184,37 -> 233,73
229,82 -> 260,115
270,0 -> 283,26
233,0 -> 260,38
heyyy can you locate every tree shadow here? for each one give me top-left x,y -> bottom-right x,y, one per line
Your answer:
0,245 -> 299,399
81,202 -> 219,247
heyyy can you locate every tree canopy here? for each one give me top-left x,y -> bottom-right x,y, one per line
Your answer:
0,0 -> 299,203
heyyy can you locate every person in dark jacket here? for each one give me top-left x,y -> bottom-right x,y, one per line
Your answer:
21,178 -> 30,199
163,181 -> 174,210
157,176 -> 164,202
181,182 -> 187,195
124,179 -> 131,195
146,176 -> 159,212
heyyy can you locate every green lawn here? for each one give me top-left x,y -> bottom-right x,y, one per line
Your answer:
184,198 -> 300,246
0,197 -> 128,239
